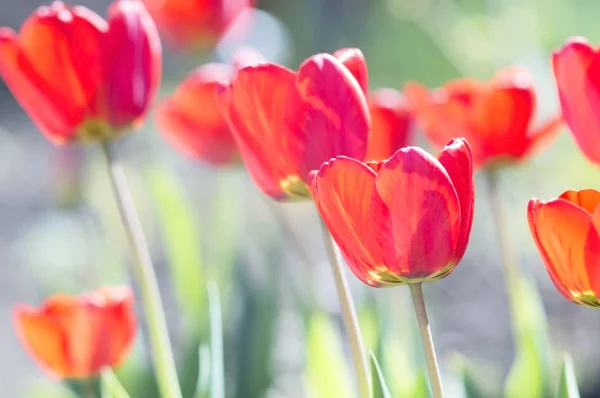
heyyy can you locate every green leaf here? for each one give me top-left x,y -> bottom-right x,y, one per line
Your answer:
449,353 -> 497,398
194,344 -> 211,398
556,354 -> 580,398
146,165 -> 205,322
207,281 -> 225,398
370,351 -> 391,398
102,368 -> 131,398
504,278 -> 552,398
305,312 -> 354,398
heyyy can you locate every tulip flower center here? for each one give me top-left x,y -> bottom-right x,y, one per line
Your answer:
280,175 -> 311,200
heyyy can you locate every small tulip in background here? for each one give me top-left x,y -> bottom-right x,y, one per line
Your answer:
0,0 -> 161,145
528,189 -> 600,307
142,0 -> 254,50
218,48 -> 371,200
405,67 -> 562,169
553,37 -> 600,165
14,286 -> 136,379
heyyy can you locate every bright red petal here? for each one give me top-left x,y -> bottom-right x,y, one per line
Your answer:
103,0 -> 161,127
309,157 -> 382,286
156,64 -> 237,165
553,37 -> 600,164
365,88 -> 412,162
437,138 -> 474,264
371,147 -> 461,278
291,53 -> 370,177
527,198 -> 594,303
226,63 -> 296,199
333,48 -> 368,95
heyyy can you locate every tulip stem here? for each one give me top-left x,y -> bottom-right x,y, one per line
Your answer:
486,170 -> 522,330
100,142 -> 182,398
318,217 -> 370,398
409,283 -> 444,398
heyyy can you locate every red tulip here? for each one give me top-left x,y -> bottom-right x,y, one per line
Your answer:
0,1 -> 161,145
143,0 -> 253,50
365,88 -> 413,162
14,286 -> 137,378
310,138 -> 474,287
218,48 -> 370,200
528,189 -> 600,307
405,67 -> 562,169
553,37 -> 600,165
156,64 -> 237,166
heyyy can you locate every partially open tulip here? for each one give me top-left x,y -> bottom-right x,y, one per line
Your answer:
405,68 -> 562,169
310,138 -> 474,287
528,189 -> 600,307
553,37 -> 600,165
0,1 -> 161,145
143,0 -> 253,50
14,286 -> 136,378
218,49 -> 370,200
365,88 -> 413,162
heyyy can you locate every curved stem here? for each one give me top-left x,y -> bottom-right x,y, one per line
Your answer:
318,217 -> 370,398
486,169 -> 522,330
100,142 -> 182,398
409,283 -> 444,398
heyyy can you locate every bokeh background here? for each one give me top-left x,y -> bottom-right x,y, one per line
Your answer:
1,0 -> 600,397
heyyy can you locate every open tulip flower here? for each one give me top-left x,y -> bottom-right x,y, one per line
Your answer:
310,138 -> 474,287
0,0 -> 161,145
404,67 -> 562,170
365,88 -> 413,162
218,48 -> 370,200
528,189 -> 600,307
14,286 -> 137,379
143,0 -> 253,50
553,37 -> 600,166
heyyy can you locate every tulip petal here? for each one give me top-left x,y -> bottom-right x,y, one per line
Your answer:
333,48 -> 368,95
103,0 -> 161,127
156,64 -> 237,165
560,189 -> 600,215
372,147 -> 461,278
527,198 -> 595,303
437,138 -> 474,264
309,157 -> 383,286
225,63 -> 296,199
292,53 -> 370,177
365,88 -> 412,162
553,37 -> 600,164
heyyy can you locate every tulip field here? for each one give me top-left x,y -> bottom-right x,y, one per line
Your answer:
1,0 -> 600,397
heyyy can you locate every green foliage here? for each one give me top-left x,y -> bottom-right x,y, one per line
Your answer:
305,312 -> 354,398
504,278 -> 552,398
102,369 -> 132,398
207,281 -> 225,398
556,355 -> 580,398
369,351 -> 391,398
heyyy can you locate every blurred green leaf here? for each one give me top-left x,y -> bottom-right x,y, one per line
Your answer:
23,380 -> 77,398
556,354 -> 580,398
369,351 -> 391,398
146,165 -> 206,322
194,344 -> 211,398
207,281 -> 225,398
449,353 -> 496,398
305,312 -> 354,398
504,278 -> 552,398
102,368 -> 131,398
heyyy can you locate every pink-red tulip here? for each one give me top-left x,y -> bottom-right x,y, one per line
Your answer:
0,1 -> 161,145
553,37 -> 600,165
310,138 -> 474,287
14,286 -> 136,378
218,48 -> 370,200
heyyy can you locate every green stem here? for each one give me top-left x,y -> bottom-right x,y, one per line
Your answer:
100,142 -> 182,398
486,169 -> 522,330
409,283 -> 444,398
318,217 -> 370,398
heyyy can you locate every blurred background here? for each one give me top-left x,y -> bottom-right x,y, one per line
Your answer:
2,0 -> 600,397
